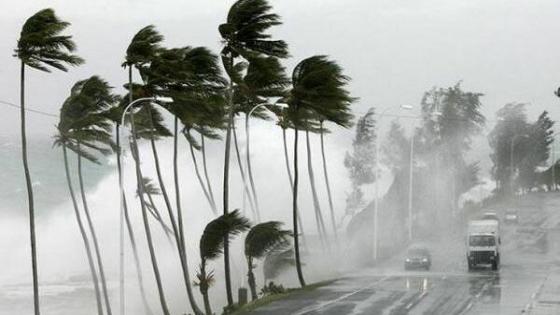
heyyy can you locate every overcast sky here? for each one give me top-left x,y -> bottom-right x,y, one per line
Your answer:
1,0 -> 560,142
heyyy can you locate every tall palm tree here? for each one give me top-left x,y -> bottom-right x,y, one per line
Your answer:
123,26 -> 173,315
55,76 -> 117,314
55,81 -> 103,315
219,0 -> 288,304
141,45 -> 225,315
277,117 -> 307,249
15,9 -> 83,313
244,221 -> 291,300
285,56 -> 354,287
196,210 -> 250,315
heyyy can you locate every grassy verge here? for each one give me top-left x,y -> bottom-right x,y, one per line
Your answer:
229,279 -> 337,315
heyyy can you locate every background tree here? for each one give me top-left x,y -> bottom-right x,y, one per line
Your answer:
218,0 -> 288,304
196,210 -> 250,315
15,9 -> 83,313
244,221 -> 291,300
488,103 -> 530,194
344,108 -> 376,217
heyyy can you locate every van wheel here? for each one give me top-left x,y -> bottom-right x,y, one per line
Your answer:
491,261 -> 498,271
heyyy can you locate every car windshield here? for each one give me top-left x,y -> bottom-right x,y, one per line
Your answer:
408,248 -> 428,256
469,235 -> 496,246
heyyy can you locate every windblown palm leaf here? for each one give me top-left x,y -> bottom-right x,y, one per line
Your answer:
123,25 -> 164,68
55,76 -> 118,163
288,56 -> 354,127
219,0 -> 288,59
200,210 -> 250,261
245,221 -> 292,259
16,8 -> 84,72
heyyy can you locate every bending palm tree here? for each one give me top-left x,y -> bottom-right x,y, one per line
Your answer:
285,56 -> 354,287
196,210 -> 250,315
244,221 -> 291,300
219,0 -> 288,304
57,76 -> 117,314
185,128 -> 217,214
15,9 -> 83,313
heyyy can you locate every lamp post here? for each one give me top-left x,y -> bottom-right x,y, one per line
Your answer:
551,132 -> 560,191
510,134 -> 529,195
373,104 -> 413,261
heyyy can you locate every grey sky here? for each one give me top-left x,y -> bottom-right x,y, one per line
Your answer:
1,0 -> 559,141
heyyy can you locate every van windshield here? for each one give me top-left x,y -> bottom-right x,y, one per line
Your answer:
469,235 -> 496,246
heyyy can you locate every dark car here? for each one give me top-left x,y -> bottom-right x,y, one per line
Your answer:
404,247 -> 431,270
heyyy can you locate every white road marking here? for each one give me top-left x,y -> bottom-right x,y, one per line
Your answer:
292,276 -> 391,315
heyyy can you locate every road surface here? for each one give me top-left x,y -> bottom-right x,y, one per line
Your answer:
249,193 -> 560,315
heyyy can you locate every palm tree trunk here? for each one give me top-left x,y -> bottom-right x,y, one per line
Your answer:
116,125 -> 153,315
20,62 -> 40,315
247,257 -> 258,301
319,122 -> 338,242
186,130 -> 217,214
199,261 -> 212,315
201,135 -> 217,210
173,118 -> 203,315
293,127 -> 306,287
282,128 -> 307,250
147,108 -> 176,241
129,109 -> 171,315
145,190 -> 174,239
63,145 -> 103,315
232,123 -> 258,220
222,76 -> 235,306
245,113 -> 261,221
305,130 -> 328,248
77,143 -> 113,315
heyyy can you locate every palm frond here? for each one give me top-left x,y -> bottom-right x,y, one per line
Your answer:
124,25 -> 164,67
220,0 -> 288,59
16,8 -> 84,72
245,221 -> 292,259
199,209 -> 251,261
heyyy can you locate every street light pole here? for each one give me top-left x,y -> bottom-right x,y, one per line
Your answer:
407,132 -> 414,241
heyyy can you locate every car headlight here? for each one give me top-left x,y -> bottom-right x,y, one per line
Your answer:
405,258 -> 411,262
422,258 -> 428,262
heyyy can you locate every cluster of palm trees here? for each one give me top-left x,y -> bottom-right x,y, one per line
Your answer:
14,1 -> 354,314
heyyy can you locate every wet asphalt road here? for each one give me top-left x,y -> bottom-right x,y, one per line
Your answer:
250,194 -> 560,315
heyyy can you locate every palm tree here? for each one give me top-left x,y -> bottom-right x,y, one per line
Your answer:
137,177 -> 174,239
15,9 -> 83,313
55,76 -> 117,314
123,26 -> 173,315
219,0 -> 288,304
196,210 -> 250,315
284,56 -> 354,287
55,81 -> 104,315
244,221 -> 291,300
